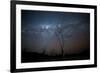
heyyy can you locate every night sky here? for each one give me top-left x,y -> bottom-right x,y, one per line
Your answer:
21,10 -> 90,56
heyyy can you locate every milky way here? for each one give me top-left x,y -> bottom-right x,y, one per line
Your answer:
21,10 -> 90,56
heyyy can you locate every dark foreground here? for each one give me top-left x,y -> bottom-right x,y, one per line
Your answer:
21,49 -> 90,63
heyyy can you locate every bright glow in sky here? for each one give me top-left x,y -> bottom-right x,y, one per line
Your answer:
41,25 -> 50,29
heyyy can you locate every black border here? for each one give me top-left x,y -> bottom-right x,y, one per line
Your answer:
10,1 -> 97,73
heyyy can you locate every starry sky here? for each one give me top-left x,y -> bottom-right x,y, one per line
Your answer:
21,10 -> 90,56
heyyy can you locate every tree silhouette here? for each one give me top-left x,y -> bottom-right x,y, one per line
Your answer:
54,22 -> 83,56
